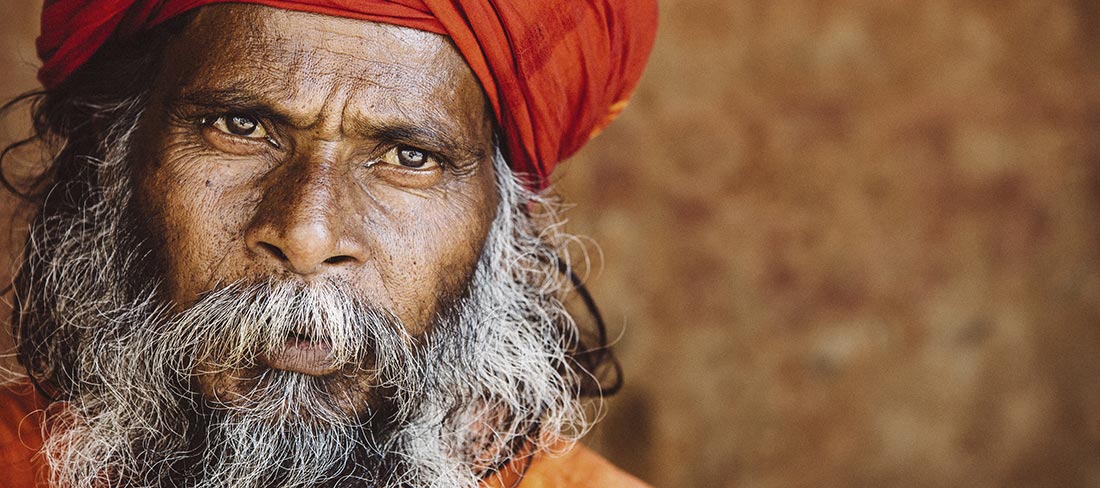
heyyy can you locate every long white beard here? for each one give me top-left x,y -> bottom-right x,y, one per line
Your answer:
15,115 -> 590,487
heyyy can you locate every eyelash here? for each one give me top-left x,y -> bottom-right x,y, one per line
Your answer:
199,113 -> 282,148
367,144 -> 446,171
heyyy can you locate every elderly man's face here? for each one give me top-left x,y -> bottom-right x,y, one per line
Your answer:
129,6 -> 498,409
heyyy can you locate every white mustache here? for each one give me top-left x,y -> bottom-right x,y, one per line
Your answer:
171,281 -> 417,382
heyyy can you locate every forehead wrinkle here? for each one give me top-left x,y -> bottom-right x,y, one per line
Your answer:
343,84 -> 460,139
234,50 -> 440,133
337,65 -> 481,148
340,53 -> 484,137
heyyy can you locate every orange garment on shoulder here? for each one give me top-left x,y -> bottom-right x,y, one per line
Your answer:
484,444 -> 651,488
0,383 -> 648,488
0,382 -> 49,487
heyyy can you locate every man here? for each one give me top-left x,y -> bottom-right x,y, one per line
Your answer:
0,1 -> 656,487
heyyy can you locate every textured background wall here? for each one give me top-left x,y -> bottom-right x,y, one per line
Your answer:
2,1 -> 1099,487
0,1 -> 40,369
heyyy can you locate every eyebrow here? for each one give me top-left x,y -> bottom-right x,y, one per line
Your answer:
171,88 -> 305,128
169,87 -> 486,162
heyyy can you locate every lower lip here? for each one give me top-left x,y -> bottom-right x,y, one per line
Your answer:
259,337 -> 339,376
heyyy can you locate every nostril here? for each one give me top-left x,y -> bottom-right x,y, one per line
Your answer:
258,241 -> 288,262
323,255 -> 356,265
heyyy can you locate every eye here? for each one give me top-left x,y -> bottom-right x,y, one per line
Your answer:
206,113 -> 269,139
372,145 -> 439,169
398,147 -> 428,168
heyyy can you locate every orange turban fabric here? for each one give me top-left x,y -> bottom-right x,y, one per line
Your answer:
36,0 -> 658,188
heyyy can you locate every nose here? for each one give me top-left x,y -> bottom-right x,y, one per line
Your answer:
245,163 -> 366,276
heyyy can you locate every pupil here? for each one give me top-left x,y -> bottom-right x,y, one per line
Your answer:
399,148 -> 426,167
228,115 -> 256,135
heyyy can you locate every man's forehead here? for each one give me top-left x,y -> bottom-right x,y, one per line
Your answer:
182,5 -> 460,78
159,4 -> 489,139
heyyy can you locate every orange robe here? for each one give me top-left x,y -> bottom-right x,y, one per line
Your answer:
0,383 -> 648,487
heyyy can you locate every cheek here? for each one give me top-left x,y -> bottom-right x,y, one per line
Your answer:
137,153 -> 260,305
369,173 -> 497,329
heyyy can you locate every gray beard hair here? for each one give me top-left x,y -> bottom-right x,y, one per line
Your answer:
17,108 -> 590,487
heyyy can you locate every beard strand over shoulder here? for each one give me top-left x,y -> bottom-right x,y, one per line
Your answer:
13,103 -> 592,488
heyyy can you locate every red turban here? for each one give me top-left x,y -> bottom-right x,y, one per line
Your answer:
36,0 -> 658,188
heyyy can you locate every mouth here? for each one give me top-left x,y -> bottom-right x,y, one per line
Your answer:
258,330 -> 339,376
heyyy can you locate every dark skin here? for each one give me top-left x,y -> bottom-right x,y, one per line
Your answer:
128,4 -> 499,413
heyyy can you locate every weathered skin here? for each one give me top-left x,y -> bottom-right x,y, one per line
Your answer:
127,4 -> 500,414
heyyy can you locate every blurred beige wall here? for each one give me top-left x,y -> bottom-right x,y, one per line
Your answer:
0,1 -> 41,367
3,1 -> 1100,487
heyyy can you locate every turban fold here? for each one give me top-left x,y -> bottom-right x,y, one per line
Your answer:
36,0 -> 658,188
